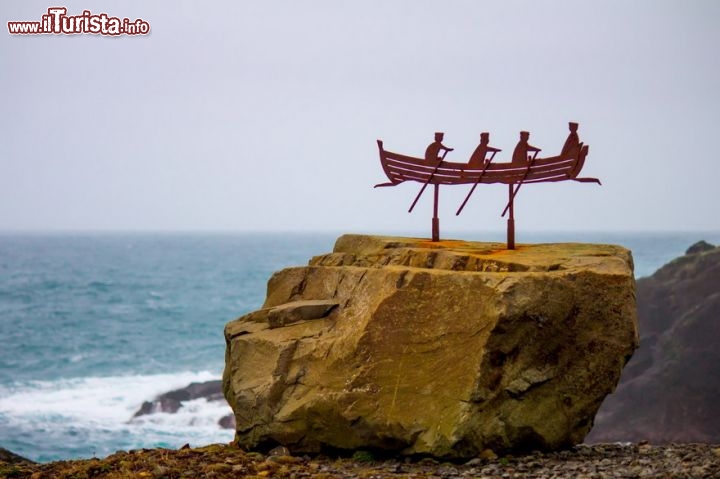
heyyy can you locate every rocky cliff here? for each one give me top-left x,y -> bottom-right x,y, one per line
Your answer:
0,447 -> 32,465
587,241 -> 720,443
223,235 -> 638,458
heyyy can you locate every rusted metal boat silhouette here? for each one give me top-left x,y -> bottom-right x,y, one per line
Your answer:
374,141 -> 597,188
374,124 -> 601,248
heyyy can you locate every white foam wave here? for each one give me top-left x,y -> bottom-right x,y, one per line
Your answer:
69,354 -> 86,363
0,371 -> 234,458
0,371 -> 220,421
129,398 -> 233,429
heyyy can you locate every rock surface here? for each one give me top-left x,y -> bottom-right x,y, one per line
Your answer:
587,241 -> 720,443
223,235 -> 638,458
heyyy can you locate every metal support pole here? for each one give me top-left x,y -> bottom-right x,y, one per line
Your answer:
507,183 -> 515,249
432,184 -> 440,242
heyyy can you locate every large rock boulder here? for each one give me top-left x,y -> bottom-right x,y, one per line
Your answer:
587,241 -> 720,443
223,235 -> 638,458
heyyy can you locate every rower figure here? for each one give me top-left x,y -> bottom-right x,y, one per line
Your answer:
511,131 -> 541,165
425,132 -> 453,164
468,132 -> 501,166
560,122 -> 580,158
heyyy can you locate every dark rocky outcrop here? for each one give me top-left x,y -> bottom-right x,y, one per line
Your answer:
686,240 -> 715,255
0,447 -> 33,464
131,379 -> 237,430
132,380 -> 224,417
587,241 -> 720,443
218,413 -> 236,430
223,234 -> 638,458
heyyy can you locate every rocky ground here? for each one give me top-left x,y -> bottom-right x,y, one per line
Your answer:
2,442 -> 719,479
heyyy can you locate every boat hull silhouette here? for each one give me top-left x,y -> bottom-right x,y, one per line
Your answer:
375,140 -> 599,187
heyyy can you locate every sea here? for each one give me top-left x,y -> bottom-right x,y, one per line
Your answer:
1,231 -> 718,463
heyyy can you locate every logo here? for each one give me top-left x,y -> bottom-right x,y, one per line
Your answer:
8,7 -> 150,36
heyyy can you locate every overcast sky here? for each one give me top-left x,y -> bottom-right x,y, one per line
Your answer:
2,1 -> 718,233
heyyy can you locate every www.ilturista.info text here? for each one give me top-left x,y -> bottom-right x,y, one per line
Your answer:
8,7 -> 150,36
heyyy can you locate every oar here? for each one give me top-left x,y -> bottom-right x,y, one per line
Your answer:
408,149 -> 450,213
501,150 -> 538,217
455,150 -> 498,216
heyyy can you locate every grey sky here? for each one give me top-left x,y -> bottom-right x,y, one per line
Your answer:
2,1 -> 719,233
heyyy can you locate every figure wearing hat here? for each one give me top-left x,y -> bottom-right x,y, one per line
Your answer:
468,132 -> 501,166
511,131 -> 541,166
560,122 -> 580,158
425,132 -> 454,164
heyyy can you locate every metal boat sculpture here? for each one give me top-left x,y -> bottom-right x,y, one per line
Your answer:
375,142 -> 596,187
374,124 -> 601,248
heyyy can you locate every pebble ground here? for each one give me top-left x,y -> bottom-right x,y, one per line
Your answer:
2,442 -> 719,478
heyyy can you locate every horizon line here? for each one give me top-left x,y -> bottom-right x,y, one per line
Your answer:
1,229 -> 719,235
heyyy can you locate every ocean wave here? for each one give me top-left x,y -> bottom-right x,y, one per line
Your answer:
0,371 -> 223,420
0,371 -> 234,461
128,398 -> 233,429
